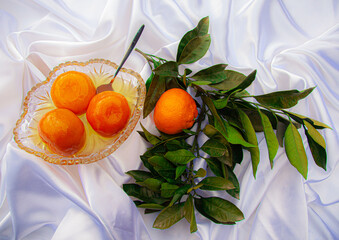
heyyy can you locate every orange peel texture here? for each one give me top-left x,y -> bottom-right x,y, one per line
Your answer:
51,71 -> 96,115
86,91 -> 131,137
154,88 -> 198,134
38,108 -> 86,156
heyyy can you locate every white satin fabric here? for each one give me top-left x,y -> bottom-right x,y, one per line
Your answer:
0,0 -> 339,239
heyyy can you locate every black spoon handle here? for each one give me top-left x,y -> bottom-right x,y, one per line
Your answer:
110,24 -> 145,83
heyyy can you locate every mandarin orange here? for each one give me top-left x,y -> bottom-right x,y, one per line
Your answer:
51,71 -> 96,115
86,91 -> 131,137
153,88 -> 198,134
38,108 -> 86,156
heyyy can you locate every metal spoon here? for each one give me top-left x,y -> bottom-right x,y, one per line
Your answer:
96,24 -> 145,94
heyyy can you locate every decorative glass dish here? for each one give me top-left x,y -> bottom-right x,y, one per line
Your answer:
13,59 -> 146,165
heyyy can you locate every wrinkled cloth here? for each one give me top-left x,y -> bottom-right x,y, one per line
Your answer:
0,0 -> 339,239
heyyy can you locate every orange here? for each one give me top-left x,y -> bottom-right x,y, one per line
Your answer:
154,88 -> 198,134
51,71 -> 96,115
86,91 -> 131,137
38,108 -> 86,156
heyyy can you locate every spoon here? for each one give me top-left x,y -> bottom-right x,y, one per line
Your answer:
96,24 -> 145,94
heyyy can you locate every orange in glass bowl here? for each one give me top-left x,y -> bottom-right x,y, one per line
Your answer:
51,70 -> 96,115
13,59 -> 146,165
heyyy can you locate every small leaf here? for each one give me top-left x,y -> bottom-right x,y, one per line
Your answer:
303,122 -> 327,171
175,165 -> 187,179
143,74 -> 166,118
238,109 -> 260,178
194,197 -> 244,224
303,120 -> 326,150
199,176 -> 235,191
213,98 -> 229,110
189,80 -> 212,86
210,70 -> 247,91
140,123 -> 161,145
191,64 -> 228,83
137,203 -> 165,210
123,184 -> 167,205
178,34 -> 211,65
201,138 -> 227,157
177,16 -> 209,62
226,167 -> 240,199
153,203 -> 185,230
169,185 -> 191,206
223,120 -> 256,148
137,178 -> 163,192
258,109 -> 279,168
195,168 -> 207,178
166,139 -> 191,151
201,95 -> 227,137
205,157 -> 223,177
126,170 -> 153,182
165,149 -> 196,165
284,123 -> 308,179
283,111 -> 331,129
254,87 -> 315,110
276,121 -> 288,147
153,61 -> 179,77
148,155 -> 175,169
230,70 -> 256,93
160,183 -> 180,198
184,195 -> 198,233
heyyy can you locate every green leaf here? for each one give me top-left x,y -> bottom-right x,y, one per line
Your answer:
160,183 -> 180,198
148,155 -> 175,169
184,195 -> 198,233
201,95 -> 227,137
165,149 -> 196,165
153,61 -> 179,77
189,80 -> 212,86
213,98 -> 229,110
155,168 -> 177,183
153,203 -> 185,230
191,64 -> 228,83
195,168 -> 207,178
194,197 -> 244,224
303,120 -> 326,150
169,185 -> 191,206
166,139 -> 191,151
238,109 -> 260,177
199,176 -> 235,191
258,109 -> 279,168
210,70 -> 247,91
178,34 -> 211,65
254,87 -> 315,110
230,70 -> 257,93
303,121 -> 327,171
284,123 -> 308,179
276,121 -> 288,147
201,138 -> 227,157
137,203 -> 165,210
231,144 -> 243,165
126,170 -> 153,182
140,123 -> 161,145
175,165 -> 187,179
205,157 -> 223,177
176,16 -> 209,62
226,167 -> 240,199
123,184 -> 167,205
284,111 -> 331,130
223,120 -> 256,148
305,131 -> 327,171
137,178 -> 163,192
143,74 -> 166,118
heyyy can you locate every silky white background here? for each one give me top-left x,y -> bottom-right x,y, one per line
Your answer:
0,0 -> 339,239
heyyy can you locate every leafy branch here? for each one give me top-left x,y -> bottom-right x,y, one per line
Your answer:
123,16 -> 330,232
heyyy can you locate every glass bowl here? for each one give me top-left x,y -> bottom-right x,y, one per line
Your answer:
13,59 -> 146,165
